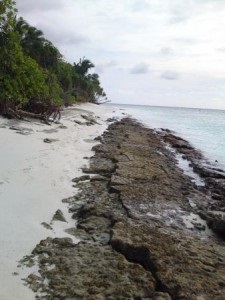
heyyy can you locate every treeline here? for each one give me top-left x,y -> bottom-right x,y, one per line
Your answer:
0,0 -> 107,118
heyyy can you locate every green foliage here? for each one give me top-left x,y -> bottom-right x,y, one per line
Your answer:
15,17 -> 61,72
0,0 -> 107,115
73,57 -> 95,77
0,32 -> 49,105
72,58 -> 107,104
0,0 -> 50,106
57,61 -> 73,92
45,70 -> 63,105
0,0 -> 17,32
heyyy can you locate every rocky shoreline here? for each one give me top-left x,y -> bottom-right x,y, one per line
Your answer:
22,118 -> 225,299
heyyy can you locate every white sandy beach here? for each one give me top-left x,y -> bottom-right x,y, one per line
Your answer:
0,103 -> 122,300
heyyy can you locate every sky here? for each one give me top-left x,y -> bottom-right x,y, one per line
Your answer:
15,0 -> 225,109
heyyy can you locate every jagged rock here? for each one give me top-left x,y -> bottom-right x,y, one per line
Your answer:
90,175 -> 108,182
111,174 -> 132,185
52,209 -> 67,222
23,118 -> 225,299
111,221 -> 225,299
94,135 -> 103,142
193,165 -> 225,179
72,175 -> 90,183
61,196 -> 76,203
82,158 -> 115,175
26,241 -> 156,299
153,292 -> 172,300
106,117 -> 118,122
208,215 -> 225,237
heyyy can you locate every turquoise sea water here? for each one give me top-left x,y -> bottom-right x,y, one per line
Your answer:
110,104 -> 225,171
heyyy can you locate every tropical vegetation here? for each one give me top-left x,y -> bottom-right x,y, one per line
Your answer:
0,0 -> 108,120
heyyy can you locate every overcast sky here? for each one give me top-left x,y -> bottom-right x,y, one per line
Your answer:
16,0 -> 225,109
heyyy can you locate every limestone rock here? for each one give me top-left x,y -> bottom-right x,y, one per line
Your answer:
52,209 -> 67,222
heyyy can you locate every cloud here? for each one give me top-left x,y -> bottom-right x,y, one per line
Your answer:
130,62 -> 149,74
169,13 -> 189,24
161,70 -> 180,80
31,21 -> 90,47
49,32 -> 90,46
217,47 -> 225,52
160,47 -> 173,55
173,38 -> 199,45
105,60 -> 117,67
130,0 -> 150,12
95,60 -> 118,73
16,0 -> 64,13
14,0 -> 225,109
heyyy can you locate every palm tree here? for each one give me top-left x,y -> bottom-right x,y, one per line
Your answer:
15,17 -> 61,71
15,17 -> 45,60
15,17 -> 45,49
73,57 -> 95,77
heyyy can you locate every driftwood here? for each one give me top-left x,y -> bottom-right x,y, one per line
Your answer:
0,100 -> 62,124
17,109 -> 47,121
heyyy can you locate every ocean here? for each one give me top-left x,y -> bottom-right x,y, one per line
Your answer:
110,104 -> 225,171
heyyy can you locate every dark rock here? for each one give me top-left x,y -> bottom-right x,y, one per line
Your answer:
58,125 -> 67,129
52,209 -> 67,222
82,158 -> 115,175
90,175 -> 108,182
61,196 -> 76,203
22,118 -> 225,299
153,292 -> 172,300
43,138 -> 58,143
193,165 -> 225,179
94,135 -> 103,142
208,215 -> 225,238
9,126 -> 21,131
106,117 -> 118,122
41,222 -> 53,230
72,175 -> 90,183
81,114 -> 99,125
74,120 -> 83,125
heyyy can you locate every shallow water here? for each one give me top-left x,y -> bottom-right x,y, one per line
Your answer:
111,104 -> 225,171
